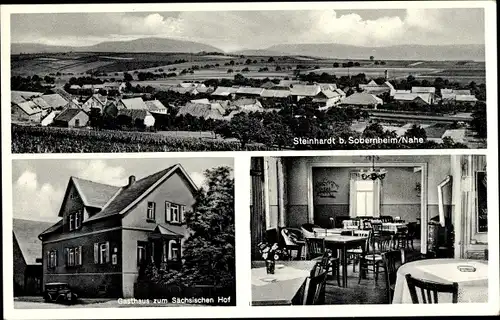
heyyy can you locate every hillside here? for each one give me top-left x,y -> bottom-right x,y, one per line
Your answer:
265,43 -> 485,61
11,37 -> 223,54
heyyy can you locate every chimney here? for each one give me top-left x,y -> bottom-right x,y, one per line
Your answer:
128,175 -> 136,187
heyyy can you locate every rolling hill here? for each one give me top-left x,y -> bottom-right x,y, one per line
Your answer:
11,37 -> 223,54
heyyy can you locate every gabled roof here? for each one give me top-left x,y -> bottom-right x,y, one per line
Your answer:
230,98 -> 262,108
260,81 -> 276,89
411,87 -> 436,94
70,85 -> 81,89
260,89 -> 291,98
334,88 -> 346,96
13,219 -> 55,265
367,80 -> 378,86
87,164 -> 197,222
278,80 -> 303,87
84,94 -> 107,106
317,83 -> 337,91
177,102 -> 226,120
456,95 -> 478,102
236,87 -> 264,95
14,101 -> 42,115
11,90 -> 43,104
120,97 -> 148,110
40,94 -> 68,109
340,93 -> 383,106
54,108 -> 86,122
71,177 -> 121,210
394,92 -> 433,104
31,97 -> 52,110
190,98 -> 211,104
211,86 -> 239,96
451,89 -> 471,95
290,84 -> 321,97
145,100 -> 167,112
38,219 -> 63,239
168,87 -> 197,94
118,109 -> 154,120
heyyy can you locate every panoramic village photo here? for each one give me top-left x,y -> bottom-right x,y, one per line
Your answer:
250,155 -> 489,305
12,158 -> 236,308
10,8 -> 487,152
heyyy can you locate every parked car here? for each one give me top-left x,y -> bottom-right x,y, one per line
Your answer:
43,282 -> 78,304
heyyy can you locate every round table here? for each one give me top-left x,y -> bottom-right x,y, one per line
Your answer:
392,258 -> 488,304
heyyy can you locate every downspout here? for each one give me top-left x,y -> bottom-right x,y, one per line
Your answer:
437,175 -> 452,227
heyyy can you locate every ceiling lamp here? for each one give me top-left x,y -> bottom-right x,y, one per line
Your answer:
360,156 -> 387,180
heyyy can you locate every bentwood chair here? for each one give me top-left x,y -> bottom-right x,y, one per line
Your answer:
281,228 -> 305,260
347,230 -> 370,273
382,250 -> 404,303
359,231 -> 388,284
306,238 -> 341,286
302,267 -> 328,305
405,274 -> 459,304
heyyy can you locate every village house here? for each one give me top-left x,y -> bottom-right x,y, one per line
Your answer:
38,164 -> 198,298
410,87 -> 436,104
339,92 -> 383,109
13,219 -> 54,296
144,99 -> 168,114
177,102 -> 227,120
11,101 -> 43,122
211,86 -> 239,99
441,89 -> 478,105
104,97 -> 147,117
117,109 -> 156,128
40,93 -> 71,110
53,108 -> 89,128
260,89 -> 292,101
81,94 -> 108,113
235,87 -> 265,98
40,110 -> 61,127
393,92 -> 434,106
359,80 -> 395,97
11,90 -> 43,105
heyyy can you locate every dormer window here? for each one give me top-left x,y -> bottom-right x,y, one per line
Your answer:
68,210 -> 83,231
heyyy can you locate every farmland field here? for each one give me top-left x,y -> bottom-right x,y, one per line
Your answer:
11,125 -> 266,153
11,52 -> 486,85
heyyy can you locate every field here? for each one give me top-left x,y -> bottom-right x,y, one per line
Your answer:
11,52 -> 486,86
11,125 -> 266,153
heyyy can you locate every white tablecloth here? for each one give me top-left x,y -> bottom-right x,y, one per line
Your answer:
252,265 -> 311,287
392,259 -> 488,304
382,222 -> 407,233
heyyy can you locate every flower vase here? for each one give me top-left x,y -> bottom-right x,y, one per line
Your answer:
265,260 -> 275,274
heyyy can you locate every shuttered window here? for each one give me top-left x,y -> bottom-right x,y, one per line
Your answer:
94,242 -> 110,264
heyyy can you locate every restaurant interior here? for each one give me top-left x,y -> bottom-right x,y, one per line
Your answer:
250,155 -> 488,305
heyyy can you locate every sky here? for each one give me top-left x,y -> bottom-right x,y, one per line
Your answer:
10,8 -> 485,52
11,158 -> 234,222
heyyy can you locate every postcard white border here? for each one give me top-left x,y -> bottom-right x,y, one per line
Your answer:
2,1 -> 498,319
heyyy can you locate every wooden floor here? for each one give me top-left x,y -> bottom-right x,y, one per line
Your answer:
324,241 -> 422,305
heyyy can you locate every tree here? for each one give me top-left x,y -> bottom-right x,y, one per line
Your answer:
471,102 -> 487,139
404,124 -> 427,139
370,56 -> 375,61
123,72 -> 133,82
181,166 -> 235,290
333,62 -> 339,68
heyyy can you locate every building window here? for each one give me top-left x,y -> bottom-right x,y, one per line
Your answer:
349,176 -> 380,218
165,202 -> 185,223
47,250 -> 58,268
94,242 -> 110,264
68,210 -> 83,231
168,240 -> 179,260
147,202 -> 156,221
137,241 -> 147,266
66,246 -> 83,267
69,214 -> 74,231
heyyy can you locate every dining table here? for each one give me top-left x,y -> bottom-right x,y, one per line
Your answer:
251,260 -> 317,306
392,258 -> 489,304
311,234 -> 367,288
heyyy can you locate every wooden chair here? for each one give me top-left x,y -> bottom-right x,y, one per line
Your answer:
306,239 -> 341,286
405,274 -> 459,304
347,230 -> 370,272
383,250 -> 404,303
305,238 -> 325,260
484,248 -> 489,260
362,219 -> 372,230
302,269 -> 328,305
394,226 -> 409,249
281,228 -> 305,260
359,231 -> 386,284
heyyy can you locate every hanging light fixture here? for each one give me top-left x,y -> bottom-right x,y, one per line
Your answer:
360,156 -> 387,180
